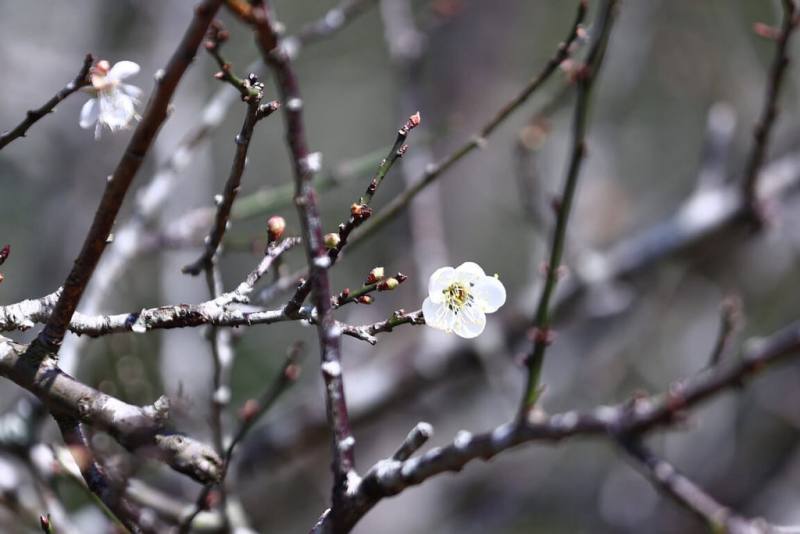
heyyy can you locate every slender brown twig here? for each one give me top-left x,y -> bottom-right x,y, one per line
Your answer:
29,0 -> 223,357
0,54 -> 93,150
742,0 -> 798,219
518,0 -> 618,419
346,0 -> 588,249
283,113 -> 420,317
183,75 -> 278,275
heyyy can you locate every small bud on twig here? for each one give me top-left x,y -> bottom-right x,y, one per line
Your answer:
350,202 -> 372,221
366,267 -> 385,284
0,245 -> 9,266
239,399 -> 260,423
754,22 -> 781,40
324,233 -> 341,249
357,295 -> 373,305
40,514 -> 53,534
266,215 -> 286,242
378,277 -> 399,291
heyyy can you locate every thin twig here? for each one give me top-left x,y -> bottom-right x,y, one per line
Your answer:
29,0 -> 223,356
183,78 -> 277,275
705,295 -> 742,369
518,0 -> 618,419
178,342 -> 304,533
742,0 -> 798,218
283,113 -> 420,316
346,0 -> 588,249
0,54 -> 93,150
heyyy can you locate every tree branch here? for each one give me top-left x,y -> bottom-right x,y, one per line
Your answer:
0,337 -> 222,484
30,0 -> 223,355
742,0 -> 798,218
518,0 -> 618,417
0,54 -> 93,150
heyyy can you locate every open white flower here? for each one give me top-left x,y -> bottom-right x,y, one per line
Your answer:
79,60 -> 142,139
422,262 -> 506,338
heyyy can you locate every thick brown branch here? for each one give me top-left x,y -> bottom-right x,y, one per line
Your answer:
245,2 -> 357,515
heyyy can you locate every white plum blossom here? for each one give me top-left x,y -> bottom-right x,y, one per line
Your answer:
79,60 -> 142,139
422,262 -> 506,338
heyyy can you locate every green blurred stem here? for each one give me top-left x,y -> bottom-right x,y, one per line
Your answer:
517,0 -> 619,420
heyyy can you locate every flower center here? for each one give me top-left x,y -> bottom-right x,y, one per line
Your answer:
443,282 -> 473,314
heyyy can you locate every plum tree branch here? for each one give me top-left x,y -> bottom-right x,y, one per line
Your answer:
0,54 -> 93,150
30,0 -> 223,356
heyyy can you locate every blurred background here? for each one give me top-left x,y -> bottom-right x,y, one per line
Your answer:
2,0 -> 800,532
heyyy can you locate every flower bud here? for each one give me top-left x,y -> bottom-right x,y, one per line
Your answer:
366,267 -> 385,284
350,203 -> 372,221
357,295 -> 373,305
324,233 -> 341,249
378,277 -> 399,291
0,244 -> 9,266
40,515 -> 52,534
266,215 -> 286,242
238,399 -> 260,423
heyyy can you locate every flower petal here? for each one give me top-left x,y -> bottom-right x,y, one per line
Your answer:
422,297 -> 454,331
79,99 -> 98,129
108,61 -> 140,81
99,92 -> 136,130
473,276 -> 506,313
120,83 -> 143,101
427,266 -> 456,303
455,261 -> 486,284
453,307 -> 486,338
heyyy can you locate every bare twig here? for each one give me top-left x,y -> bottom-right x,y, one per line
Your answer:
742,0 -> 798,218
518,0 -> 618,417
347,0 -> 588,249
30,0 -> 223,356
285,0 -> 378,58
183,76 -> 277,275
0,54 -> 93,150
284,113 -> 420,317
706,295 -> 742,369
617,439 -> 767,534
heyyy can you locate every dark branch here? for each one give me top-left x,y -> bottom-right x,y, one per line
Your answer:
30,0 -> 223,355
0,54 -> 93,150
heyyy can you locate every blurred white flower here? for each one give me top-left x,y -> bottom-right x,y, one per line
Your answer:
422,262 -> 506,338
79,60 -> 142,139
